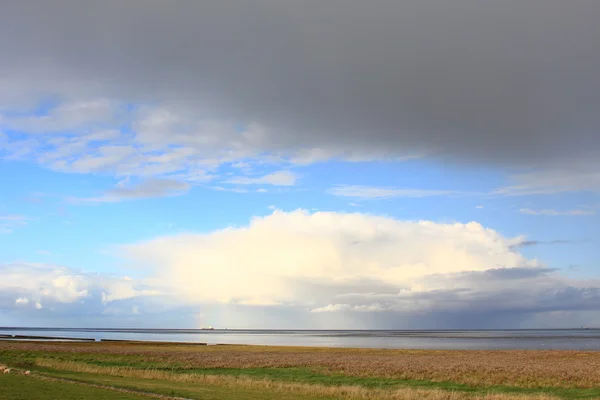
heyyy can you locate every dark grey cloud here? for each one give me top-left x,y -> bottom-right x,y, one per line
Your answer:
470,266 -> 558,280
70,179 -> 191,203
106,179 -> 190,200
306,266 -> 600,328
3,261 -> 600,329
509,240 -> 576,249
1,1 -> 599,168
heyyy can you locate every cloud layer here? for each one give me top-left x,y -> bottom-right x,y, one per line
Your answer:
121,210 -> 600,326
71,178 -> 192,203
0,262 -> 160,316
1,2 -> 599,328
329,185 -> 458,199
1,1 -> 599,193
3,210 -> 600,328
520,208 -> 597,217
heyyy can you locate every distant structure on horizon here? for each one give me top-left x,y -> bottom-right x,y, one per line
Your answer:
201,325 -> 214,330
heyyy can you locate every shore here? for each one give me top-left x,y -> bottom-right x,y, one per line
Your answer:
0,334 -> 96,341
1,340 -> 599,399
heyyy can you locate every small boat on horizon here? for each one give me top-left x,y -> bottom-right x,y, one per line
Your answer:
201,325 -> 214,330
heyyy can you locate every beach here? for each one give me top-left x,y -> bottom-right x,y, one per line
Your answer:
1,340 -> 598,399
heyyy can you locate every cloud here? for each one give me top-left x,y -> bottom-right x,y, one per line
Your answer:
0,214 -> 28,234
15,297 -> 29,305
328,185 -> 457,199
115,210 -> 600,327
495,167 -> 600,195
71,179 -> 191,203
3,211 -> 600,328
509,240 -> 575,249
3,99 -> 118,134
1,102 -> 242,181
100,278 -> 159,305
227,171 -> 297,186
0,263 -> 90,306
211,186 -> 249,194
0,262 -> 161,315
519,208 -> 596,216
1,1 -> 599,191
122,210 -> 537,307
311,303 -> 386,313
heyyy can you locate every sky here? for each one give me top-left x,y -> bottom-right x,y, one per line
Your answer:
1,0 -> 599,329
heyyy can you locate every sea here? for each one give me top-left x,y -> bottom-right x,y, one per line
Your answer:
1,328 -> 600,350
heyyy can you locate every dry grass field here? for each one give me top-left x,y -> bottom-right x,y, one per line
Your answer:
1,341 -> 599,399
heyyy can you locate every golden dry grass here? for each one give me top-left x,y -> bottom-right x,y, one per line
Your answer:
34,359 -> 559,400
1,341 -> 597,389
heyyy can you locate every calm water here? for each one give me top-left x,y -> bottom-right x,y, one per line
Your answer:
2,328 -> 600,350
0,328 -> 600,350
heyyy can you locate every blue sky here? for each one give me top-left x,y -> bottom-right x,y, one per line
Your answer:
1,1 -> 599,329
2,156 -> 597,275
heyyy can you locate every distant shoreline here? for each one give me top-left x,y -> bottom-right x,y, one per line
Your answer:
3,327 -> 600,350
1,326 -> 598,331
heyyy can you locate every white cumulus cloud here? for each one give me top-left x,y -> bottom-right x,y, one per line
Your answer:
123,209 -> 539,309
15,297 -> 29,305
0,262 -> 160,311
2,211 -> 600,328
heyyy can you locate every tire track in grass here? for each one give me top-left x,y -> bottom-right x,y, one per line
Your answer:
6,368 -> 194,400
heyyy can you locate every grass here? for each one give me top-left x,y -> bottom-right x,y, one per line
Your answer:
1,341 -> 599,399
30,359 -> 600,399
0,369 -> 562,400
3,342 -> 600,388
0,373 -> 151,400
